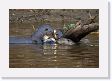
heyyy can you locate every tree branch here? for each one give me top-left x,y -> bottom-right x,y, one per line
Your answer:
64,23 -> 99,42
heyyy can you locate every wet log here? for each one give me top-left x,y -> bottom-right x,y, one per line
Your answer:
63,23 -> 99,43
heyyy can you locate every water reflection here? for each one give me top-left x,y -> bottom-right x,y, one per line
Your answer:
43,44 -> 57,55
9,38 -> 99,68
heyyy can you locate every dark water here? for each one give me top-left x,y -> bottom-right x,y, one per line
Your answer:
9,23 -> 99,68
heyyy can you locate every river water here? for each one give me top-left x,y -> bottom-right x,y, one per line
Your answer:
9,23 -> 99,68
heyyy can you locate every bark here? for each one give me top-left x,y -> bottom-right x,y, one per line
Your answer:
63,23 -> 99,42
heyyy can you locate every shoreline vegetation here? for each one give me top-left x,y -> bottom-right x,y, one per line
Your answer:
9,9 -> 99,24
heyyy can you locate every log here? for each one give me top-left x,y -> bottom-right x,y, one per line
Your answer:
63,23 -> 99,43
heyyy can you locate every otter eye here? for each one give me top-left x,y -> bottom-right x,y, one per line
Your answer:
68,39 -> 70,41
45,28 -> 48,31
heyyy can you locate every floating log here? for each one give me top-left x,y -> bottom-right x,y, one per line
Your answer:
63,23 -> 99,43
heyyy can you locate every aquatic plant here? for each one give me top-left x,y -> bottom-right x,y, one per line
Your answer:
63,23 -> 76,33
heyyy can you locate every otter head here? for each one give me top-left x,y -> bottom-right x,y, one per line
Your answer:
31,24 -> 54,44
53,29 -> 63,40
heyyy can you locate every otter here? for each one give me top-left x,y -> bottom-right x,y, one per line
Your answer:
10,24 -> 66,44
10,23 -> 97,45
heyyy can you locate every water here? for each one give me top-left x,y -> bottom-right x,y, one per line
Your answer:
9,23 -> 99,68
